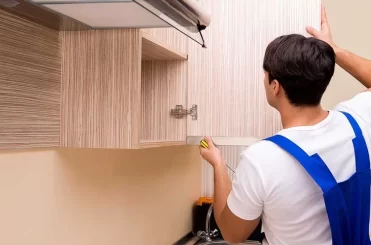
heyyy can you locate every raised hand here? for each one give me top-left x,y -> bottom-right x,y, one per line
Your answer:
306,5 -> 338,51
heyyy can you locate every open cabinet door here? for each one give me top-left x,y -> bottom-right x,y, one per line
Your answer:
186,0 -> 321,196
187,0 -> 321,145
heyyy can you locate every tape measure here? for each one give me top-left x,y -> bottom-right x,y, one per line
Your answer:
200,139 -> 209,149
199,139 -> 235,173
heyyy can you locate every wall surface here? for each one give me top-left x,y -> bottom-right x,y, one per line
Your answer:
0,9 -> 61,149
0,146 -> 201,245
321,0 -> 371,109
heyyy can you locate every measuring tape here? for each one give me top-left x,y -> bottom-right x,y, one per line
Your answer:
199,139 -> 235,173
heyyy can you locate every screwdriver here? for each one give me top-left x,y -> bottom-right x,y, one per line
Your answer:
200,140 -> 235,173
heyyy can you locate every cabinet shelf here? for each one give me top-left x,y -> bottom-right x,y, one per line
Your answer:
142,33 -> 188,61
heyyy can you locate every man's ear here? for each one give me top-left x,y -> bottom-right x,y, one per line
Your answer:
272,79 -> 281,96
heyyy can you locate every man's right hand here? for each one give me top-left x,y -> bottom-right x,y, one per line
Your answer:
200,136 -> 224,168
306,5 -> 338,53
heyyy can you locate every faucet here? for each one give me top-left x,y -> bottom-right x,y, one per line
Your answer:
197,203 -> 219,242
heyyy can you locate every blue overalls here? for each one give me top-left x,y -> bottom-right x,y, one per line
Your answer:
265,111 -> 371,245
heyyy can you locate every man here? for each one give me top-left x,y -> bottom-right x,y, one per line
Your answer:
200,6 -> 371,245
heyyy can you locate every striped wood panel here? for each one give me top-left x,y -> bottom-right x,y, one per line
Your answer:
188,0 -> 321,138
61,29 -> 141,149
140,28 -> 189,145
141,28 -> 188,53
0,9 -> 61,149
142,33 -> 188,60
141,60 -> 187,142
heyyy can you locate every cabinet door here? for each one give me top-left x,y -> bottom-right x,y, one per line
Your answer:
187,0 -> 321,138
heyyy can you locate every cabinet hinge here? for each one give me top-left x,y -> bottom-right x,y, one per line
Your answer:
170,105 -> 197,120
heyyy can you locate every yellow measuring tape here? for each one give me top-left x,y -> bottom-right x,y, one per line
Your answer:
200,139 -> 209,149
199,139 -> 235,173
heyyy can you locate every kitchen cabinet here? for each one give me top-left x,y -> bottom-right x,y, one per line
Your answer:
61,28 -> 189,149
0,9 -> 61,150
1,0 -> 323,150
61,0 -> 322,149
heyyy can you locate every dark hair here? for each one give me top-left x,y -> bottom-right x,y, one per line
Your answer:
263,34 -> 336,106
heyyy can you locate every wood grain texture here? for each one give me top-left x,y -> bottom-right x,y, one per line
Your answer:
142,33 -> 188,60
141,28 -> 188,54
61,29 -> 141,149
0,9 -> 61,150
140,27 -> 189,145
0,2 -> 90,31
141,60 -> 187,142
188,0 -> 321,138
138,140 -> 186,149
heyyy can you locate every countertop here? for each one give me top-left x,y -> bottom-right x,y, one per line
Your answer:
173,232 -> 262,245
174,232 -> 200,245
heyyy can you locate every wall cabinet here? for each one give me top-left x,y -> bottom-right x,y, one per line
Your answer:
61,28 -> 189,149
60,0 -> 322,150
187,0 -> 321,139
0,9 -> 61,150
1,0 -> 323,150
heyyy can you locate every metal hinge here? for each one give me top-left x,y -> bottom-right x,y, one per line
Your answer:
170,105 -> 198,120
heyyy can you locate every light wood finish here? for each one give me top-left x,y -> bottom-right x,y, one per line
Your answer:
187,136 -> 261,146
0,9 -> 61,150
140,27 -> 189,146
0,1 -> 90,31
141,60 -> 188,142
62,28 -> 188,149
138,140 -> 186,149
142,32 -> 187,60
61,29 -> 141,149
142,28 -> 188,53
188,0 -> 321,138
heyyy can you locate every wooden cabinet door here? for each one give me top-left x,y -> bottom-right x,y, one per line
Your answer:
187,0 -> 321,139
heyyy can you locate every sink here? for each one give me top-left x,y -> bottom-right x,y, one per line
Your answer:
196,240 -> 261,245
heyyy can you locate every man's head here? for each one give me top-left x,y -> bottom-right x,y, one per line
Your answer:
263,34 -> 336,108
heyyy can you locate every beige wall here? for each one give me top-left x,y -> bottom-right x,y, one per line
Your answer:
0,147 -> 201,245
322,0 -> 371,109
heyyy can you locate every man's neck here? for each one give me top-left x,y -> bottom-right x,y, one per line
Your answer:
280,105 -> 329,129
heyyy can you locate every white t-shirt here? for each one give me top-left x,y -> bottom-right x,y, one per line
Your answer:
227,91 -> 371,245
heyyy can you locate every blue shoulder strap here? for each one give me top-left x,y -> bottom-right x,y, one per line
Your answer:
265,135 -> 337,193
340,111 -> 370,172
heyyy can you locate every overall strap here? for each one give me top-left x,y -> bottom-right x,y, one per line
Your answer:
265,135 -> 337,193
340,111 -> 370,172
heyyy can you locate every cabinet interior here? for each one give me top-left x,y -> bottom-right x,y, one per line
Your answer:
139,33 -> 188,148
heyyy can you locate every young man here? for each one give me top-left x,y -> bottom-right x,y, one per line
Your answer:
200,6 -> 371,245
